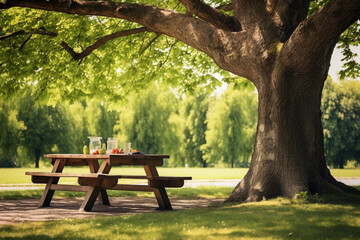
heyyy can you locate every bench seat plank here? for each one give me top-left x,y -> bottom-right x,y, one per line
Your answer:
26,172 -> 117,179
26,172 -> 103,178
97,174 -> 192,181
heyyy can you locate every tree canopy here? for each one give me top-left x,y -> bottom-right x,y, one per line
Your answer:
0,0 -> 359,103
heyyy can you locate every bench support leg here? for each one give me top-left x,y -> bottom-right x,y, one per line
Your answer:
79,187 -> 101,212
89,161 -> 110,205
143,165 -> 172,210
153,187 -> 172,210
79,160 -> 112,211
39,159 -> 66,207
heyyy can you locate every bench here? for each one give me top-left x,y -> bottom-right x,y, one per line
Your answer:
26,172 -> 192,189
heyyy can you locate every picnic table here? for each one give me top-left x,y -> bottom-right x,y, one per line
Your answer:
25,154 -> 192,212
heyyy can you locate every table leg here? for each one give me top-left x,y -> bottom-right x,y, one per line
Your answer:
39,158 -> 66,207
143,165 -> 172,210
89,160 -> 110,205
79,187 -> 102,212
80,160 -> 112,211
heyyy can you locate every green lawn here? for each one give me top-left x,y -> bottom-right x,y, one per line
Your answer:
1,198 -> 359,239
0,167 -> 359,184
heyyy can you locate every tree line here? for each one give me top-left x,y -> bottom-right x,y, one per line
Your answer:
0,78 -> 359,168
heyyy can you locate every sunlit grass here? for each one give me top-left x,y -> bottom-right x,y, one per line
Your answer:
1,167 -> 358,185
1,198 -> 359,239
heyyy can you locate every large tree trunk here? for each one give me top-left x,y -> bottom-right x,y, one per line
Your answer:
226,57 -> 360,202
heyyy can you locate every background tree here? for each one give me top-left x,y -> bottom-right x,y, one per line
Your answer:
182,91 -> 209,167
1,0 -> 360,201
0,101 -> 23,167
17,92 -> 73,168
95,103 -> 118,142
321,78 -> 360,168
116,84 -> 182,164
203,84 -> 257,168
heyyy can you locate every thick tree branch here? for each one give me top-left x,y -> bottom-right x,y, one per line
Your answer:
179,0 -> 241,31
281,0 -> 360,71
0,0 -> 240,73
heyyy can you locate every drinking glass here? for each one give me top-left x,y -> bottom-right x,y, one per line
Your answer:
107,138 -> 118,153
123,142 -> 131,154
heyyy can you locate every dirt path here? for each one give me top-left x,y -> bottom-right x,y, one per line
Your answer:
0,197 -> 223,225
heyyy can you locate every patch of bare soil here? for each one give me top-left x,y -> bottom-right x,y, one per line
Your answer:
0,197 -> 223,225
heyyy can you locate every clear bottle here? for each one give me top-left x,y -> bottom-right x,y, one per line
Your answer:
88,136 -> 102,153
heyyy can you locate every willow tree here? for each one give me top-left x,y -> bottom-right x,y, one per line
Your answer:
1,0 -> 360,201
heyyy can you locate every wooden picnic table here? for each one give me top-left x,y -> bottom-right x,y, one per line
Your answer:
26,154 -> 191,212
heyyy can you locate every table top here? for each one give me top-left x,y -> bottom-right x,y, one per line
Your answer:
43,154 -> 170,159
44,154 -> 170,166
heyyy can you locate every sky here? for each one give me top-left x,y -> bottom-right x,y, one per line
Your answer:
329,45 -> 360,81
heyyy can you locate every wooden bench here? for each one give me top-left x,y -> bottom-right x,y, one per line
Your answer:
26,172 -> 192,192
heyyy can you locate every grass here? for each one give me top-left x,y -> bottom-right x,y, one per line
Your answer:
1,197 -> 360,239
0,167 -> 359,185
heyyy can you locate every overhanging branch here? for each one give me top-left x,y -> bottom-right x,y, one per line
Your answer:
63,27 -> 148,60
1,0 -> 240,73
0,27 -> 149,60
179,0 -> 240,31
0,27 -> 57,40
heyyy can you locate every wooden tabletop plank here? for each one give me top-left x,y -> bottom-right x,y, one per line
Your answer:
43,154 -> 170,159
43,154 -> 110,159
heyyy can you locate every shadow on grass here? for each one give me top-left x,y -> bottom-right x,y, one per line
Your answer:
1,198 -> 359,240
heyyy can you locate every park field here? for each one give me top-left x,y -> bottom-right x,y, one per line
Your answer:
1,197 -> 360,240
0,167 -> 359,184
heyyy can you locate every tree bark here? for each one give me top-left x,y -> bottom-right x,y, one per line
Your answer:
35,148 -> 41,168
226,48 -> 360,202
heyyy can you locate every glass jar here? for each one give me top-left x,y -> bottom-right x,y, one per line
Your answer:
88,136 -> 102,153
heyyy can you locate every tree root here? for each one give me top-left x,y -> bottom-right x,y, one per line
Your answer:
225,174 -> 360,204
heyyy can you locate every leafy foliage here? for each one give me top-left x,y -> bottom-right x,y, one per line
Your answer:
114,84 -> 183,165
0,101 -> 23,167
181,90 -> 210,167
0,4 -> 224,103
17,91 -> 73,167
321,78 -> 360,168
202,84 -> 258,168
